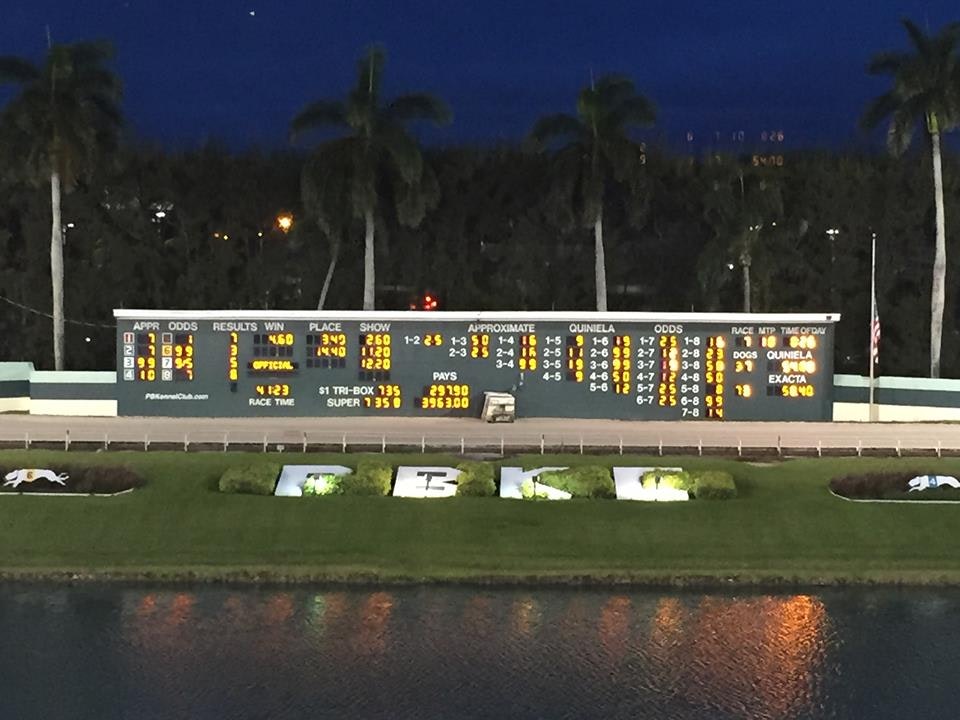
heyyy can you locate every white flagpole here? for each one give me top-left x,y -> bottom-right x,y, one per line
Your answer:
868,232 -> 877,421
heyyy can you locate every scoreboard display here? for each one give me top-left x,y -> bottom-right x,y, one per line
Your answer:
114,311 -> 839,420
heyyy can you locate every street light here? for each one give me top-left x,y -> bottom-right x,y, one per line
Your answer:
276,212 -> 294,233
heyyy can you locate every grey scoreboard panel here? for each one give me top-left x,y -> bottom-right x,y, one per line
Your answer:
114,311 -> 839,419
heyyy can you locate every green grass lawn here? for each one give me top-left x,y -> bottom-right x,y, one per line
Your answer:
0,450 -> 958,585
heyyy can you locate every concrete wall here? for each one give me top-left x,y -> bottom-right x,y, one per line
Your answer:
833,374 -> 960,421
0,363 -> 957,421
0,364 -> 117,416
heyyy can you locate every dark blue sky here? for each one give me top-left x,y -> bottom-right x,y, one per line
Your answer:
1,1 -> 957,150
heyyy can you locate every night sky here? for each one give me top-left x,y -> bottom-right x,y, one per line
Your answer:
1,1 -> 957,151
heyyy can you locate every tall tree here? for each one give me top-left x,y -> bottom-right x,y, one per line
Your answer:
0,41 -> 122,369
861,19 -> 960,377
529,74 -> 655,311
291,46 -> 450,310
701,156 -> 783,312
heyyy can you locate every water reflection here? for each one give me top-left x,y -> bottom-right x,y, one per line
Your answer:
510,595 -> 542,638
353,591 -> 394,656
598,595 -> 631,664
689,595 -> 827,717
8,585 -> 960,719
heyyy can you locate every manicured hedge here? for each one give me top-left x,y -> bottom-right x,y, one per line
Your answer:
520,478 -> 549,499
536,466 -> 615,499
303,473 -> 344,496
691,470 -> 737,500
340,461 -> 393,496
641,470 -> 694,492
456,462 -> 497,497
830,471 -> 960,501
0,464 -> 146,494
218,464 -> 281,495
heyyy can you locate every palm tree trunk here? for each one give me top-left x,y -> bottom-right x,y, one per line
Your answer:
363,209 -> 375,311
317,235 -> 341,311
50,170 -> 65,370
930,130 -> 947,378
740,251 -> 752,313
594,210 -> 607,312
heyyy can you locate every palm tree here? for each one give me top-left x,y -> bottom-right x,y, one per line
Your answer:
861,19 -> 960,378
529,74 -> 655,311
701,156 -> 783,312
291,46 -> 450,310
0,41 -> 122,370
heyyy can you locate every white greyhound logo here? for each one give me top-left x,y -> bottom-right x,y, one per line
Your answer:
908,475 -> 960,492
3,469 -> 69,489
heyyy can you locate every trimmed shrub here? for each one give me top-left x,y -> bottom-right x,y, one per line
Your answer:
641,470 -> 694,492
302,473 -> 344,497
0,464 -> 146,494
218,464 -> 281,495
692,471 -> 737,500
536,466 -> 615,499
456,461 -> 496,497
520,478 -> 552,500
340,461 -> 393,496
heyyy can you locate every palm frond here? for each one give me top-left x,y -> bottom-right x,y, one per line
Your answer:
887,108 -> 917,156
290,100 -> 348,141
86,93 -> 124,129
528,113 -> 583,148
866,51 -> 909,76
860,91 -> 900,130
593,74 -> 636,108
901,18 -> 931,55
302,139 -> 358,232
73,67 -> 123,97
608,95 -> 657,129
379,124 -> 423,184
0,56 -> 39,84
602,136 -> 647,186
383,93 -> 451,125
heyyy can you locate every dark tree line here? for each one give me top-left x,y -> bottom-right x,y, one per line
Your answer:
1,142 -> 959,377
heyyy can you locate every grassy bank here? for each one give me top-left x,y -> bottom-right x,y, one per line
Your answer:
1,450 -> 959,586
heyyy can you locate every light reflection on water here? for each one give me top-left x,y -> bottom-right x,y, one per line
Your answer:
2,585 -> 960,719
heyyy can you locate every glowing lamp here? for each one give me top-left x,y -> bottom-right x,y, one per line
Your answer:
276,212 -> 294,233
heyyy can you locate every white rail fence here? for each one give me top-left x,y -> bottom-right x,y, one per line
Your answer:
6,428 -> 950,458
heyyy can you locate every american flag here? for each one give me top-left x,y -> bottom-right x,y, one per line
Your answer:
870,287 -> 881,366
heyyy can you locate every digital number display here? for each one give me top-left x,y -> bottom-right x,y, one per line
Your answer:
658,334 -> 678,408
566,335 -> 585,383
248,359 -> 298,373
307,333 -> 347,368
364,384 -> 402,410
704,336 -> 725,419
519,334 -> 537,371
359,333 -> 392,379
227,331 -> 239,391
470,334 -> 490,359
613,335 -> 631,395
253,333 -> 294,357
169,333 -> 195,381
418,383 -> 471,410
116,311 -> 838,420
135,332 -> 157,382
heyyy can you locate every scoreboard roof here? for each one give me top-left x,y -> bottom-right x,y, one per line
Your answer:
114,310 -> 842,323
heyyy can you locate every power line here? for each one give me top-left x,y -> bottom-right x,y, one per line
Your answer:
0,294 -> 115,329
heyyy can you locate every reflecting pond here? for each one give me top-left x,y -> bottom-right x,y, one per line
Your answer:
0,584 -> 956,719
